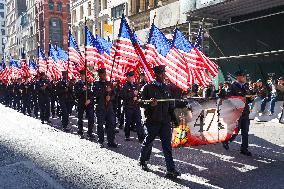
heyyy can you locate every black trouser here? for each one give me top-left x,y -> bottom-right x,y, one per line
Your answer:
22,95 -> 31,115
77,104 -> 94,135
59,99 -> 71,128
96,108 -> 115,144
124,107 -> 145,141
50,96 -> 57,117
39,97 -> 50,122
139,122 -> 175,171
33,96 -> 39,117
229,116 -> 250,150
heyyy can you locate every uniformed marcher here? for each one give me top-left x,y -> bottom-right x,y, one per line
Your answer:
31,75 -> 39,119
121,70 -> 145,142
37,72 -> 51,124
50,79 -> 57,118
74,70 -> 95,138
93,67 -> 117,148
138,65 -> 181,178
57,71 -> 72,131
222,70 -> 253,156
21,76 -> 32,115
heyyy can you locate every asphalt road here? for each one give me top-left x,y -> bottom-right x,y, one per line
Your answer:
0,104 -> 283,189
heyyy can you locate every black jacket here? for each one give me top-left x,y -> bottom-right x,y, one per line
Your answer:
140,81 -> 178,125
93,80 -> 115,111
121,81 -> 140,109
74,80 -> 94,107
226,81 -> 253,118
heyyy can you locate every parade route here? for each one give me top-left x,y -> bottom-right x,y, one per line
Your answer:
0,104 -> 284,189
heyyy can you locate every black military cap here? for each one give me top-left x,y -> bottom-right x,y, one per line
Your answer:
257,79 -> 262,82
278,77 -> 284,81
79,70 -> 86,75
97,68 -> 106,74
125,71 -> 135,77
153,65 -> 166,74
234,70 -> 246,76
140,72 -> 145,76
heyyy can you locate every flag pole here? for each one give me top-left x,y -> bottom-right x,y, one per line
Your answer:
84,17 -> 88,102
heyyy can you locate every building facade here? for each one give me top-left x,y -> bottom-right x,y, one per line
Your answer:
35,0 -> 70,53
0,0 -> 6,59
70,0 -> 98,52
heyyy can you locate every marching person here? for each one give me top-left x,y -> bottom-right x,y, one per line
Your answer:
121,70 -> 145,143
21,76 -> 32,116
37,72 -> 51,124
57,71 -> 72,132
138,65 -> 180,178
93,66 -> 117,148
222,70 -> 253,156
74,70 -> 95,139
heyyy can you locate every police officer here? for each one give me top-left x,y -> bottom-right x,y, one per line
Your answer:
57,71 -> 72,131
138,65 -> 180,178
50,78 -> 57,118
21,76 -> 32,115
74,70 -> 95,138
121,70 -> 145,142
93,67 -> 117,148
37,72 -> 51,124
31,75 -> 40,119
222,70 -> 253,156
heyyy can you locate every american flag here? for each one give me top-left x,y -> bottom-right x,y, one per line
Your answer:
173,28 -> 212,86
10,58 -> 22,79
194,27 -> 218,77
28,59 -> 38,75
85,26 -> 99,65
116,15 -> 154,82
20,52 -> 31,78
68,31 -> 85,69
145,24 -> 189,91
37,46 -> 48,73
48,44 -> 65,80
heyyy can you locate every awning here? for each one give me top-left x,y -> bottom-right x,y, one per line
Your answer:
188,0 -> 284,20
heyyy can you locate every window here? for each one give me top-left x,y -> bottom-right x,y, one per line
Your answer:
154,0 -> 159,7
145,0 -> 149,9
1,29 -> 5,35
80,27 -> 84,45
57,2 -> 62,12
103,0 -> 107,10
88,2 -> 92,16
49,0 -> 54,11
0,12 -> 4,19
111,4 -> 125,19
49,17 -> 63,47
72,10 -> 76,23
0,3 -> 4,10
80,6 -> 83,19
136,0 -> 140,13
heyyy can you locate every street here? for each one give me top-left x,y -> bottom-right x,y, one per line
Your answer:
0,104 -> 283,189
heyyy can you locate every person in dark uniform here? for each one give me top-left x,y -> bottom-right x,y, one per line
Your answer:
21,76 -> 32,115
93,67 -> 117,148
31,75 -> 39,118
14,78 -> 22,111
57,71 -> 72,131
222,70 -> 253,156
50,79 -> 58,118
74,70 -> 95,138
121,70 -> 145,142
37,73 -> 51,124
138,65 -> 180,178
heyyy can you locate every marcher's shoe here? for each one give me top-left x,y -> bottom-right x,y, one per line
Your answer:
107,142 -> 118,148
222,141 -> 229,150
269,112 -> 274,116
139,161 -> 149,172
240,149 -> 252,156
63,127 -> 71,132
41,121 -> 44,124
125,137 -> 130,141
87,133 -> 96,139
166,169 -> 181,178
99,143 -> 104,148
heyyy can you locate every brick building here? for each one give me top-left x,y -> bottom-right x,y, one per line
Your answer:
35,0 -> 70,52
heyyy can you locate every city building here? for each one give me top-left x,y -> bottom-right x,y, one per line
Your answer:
35,0 -> 70,53
0,0 -> 6,60
70,0 -> 98,52
6,0 -> 27,59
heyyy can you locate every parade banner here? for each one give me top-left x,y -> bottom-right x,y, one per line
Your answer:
172,96 -> 245,147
